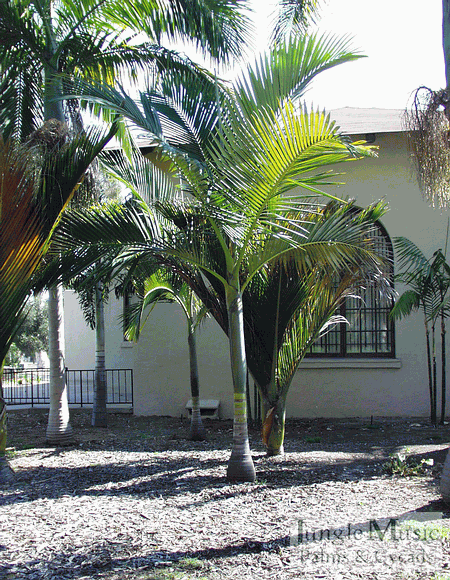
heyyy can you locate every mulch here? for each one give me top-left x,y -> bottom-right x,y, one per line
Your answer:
1,409 -> 450,580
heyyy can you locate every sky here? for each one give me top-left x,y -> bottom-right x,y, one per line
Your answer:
244,0 -> 446,110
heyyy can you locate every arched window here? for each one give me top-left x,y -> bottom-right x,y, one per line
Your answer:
307,221 -> 395,358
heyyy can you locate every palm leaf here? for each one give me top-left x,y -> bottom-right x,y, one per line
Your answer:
1,121 -> 117,366
271,0 -> 322,45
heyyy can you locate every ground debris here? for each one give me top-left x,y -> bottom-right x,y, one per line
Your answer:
1,410 -> 450,579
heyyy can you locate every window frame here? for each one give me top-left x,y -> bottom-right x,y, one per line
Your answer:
305,220 -> 395,359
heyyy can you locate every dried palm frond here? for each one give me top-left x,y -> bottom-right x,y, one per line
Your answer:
404,86 -> 450,208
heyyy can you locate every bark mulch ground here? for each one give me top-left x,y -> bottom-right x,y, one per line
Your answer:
2,409 -> 450,580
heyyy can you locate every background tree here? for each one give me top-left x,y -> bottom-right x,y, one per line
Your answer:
121,268 -> 209,441
6,295 -> 48,365
271,0 -> 322,45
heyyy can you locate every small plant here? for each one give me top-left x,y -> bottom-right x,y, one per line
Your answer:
305,436 -> 321,443
4,447 -> 17,459
383,450 -> 434,477
177,557 -> 203,570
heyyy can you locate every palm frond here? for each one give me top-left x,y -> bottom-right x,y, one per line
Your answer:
235,33 -> 364,116
271,0 -> 321,45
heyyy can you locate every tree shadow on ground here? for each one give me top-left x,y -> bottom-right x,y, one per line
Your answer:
4,502 -> 449,580
1,443 -> 443,509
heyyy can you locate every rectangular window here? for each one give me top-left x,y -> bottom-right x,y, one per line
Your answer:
308,287 -> 394,358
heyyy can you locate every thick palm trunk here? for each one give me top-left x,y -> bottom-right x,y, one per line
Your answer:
262,396 -> 286,456
188,328 -> 206,441
226,286 -> 255,482
444,0 -> 450,94
92,282 -> 107,427
44,46 -> 73,443
46,285 -> 73,444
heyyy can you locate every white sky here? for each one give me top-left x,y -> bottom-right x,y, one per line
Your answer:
244,0 -> 446,110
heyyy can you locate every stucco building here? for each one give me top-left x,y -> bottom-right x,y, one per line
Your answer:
64,108 -> 450,420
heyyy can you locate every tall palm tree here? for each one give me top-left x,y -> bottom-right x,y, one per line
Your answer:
44,34 -> 383,481
0,0 -> 250,444
88,151 -> 390,455
150,201 -> 390,456
0,121 -> 118,482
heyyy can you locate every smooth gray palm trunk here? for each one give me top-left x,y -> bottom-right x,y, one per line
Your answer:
92,282 -> 107,427
44,51 -> 73,443
46,285 -> 73,444
226,288 -> 255,482
441,0 -> 450,502
188,330 -> 206,441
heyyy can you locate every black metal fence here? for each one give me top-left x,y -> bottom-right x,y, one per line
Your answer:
1,367 -> 133,408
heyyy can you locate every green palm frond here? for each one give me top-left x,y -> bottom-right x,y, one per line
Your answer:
96,0 -> 252,64
394,237 -> 431,279
390,289 -> 421,320
235,33 -> 364,116
271,0 -> 322,45
1,119 -> 117,366
0,56 -> 44,142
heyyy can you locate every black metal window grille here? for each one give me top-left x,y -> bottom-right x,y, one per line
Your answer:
307,221 -> 395,358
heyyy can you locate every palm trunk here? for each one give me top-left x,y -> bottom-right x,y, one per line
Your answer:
444,0 -> 450,95
92,281 -> 107,427
438,0 -> 450,503
0,376 -> 14,484
225,285 -> 255,482
46,285 -> 73,444
432,322 -> 438,425
441,448 -> 450,504
188,328 -> 206,441
441,313 -> 447,424
425,318 -> 435,425
262,396 -> 286,456
44,45 -> 73,443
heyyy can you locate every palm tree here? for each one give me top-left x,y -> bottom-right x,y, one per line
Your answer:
1,0 -> 250,444
391,237 -> 450,425
88,150 -> 390,456
242,204 -> 391,455
120,267 -> 209,440
0,121 -> 118,482
271,0 -> 322,45
44,34 -> 385,481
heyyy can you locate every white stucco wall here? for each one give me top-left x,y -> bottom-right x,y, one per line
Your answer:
286,131 -> 450,419
64,289 -> 134,371
131,302 -> 233,417
64,131 -> 450,420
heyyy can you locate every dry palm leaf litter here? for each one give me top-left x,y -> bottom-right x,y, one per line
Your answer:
1,409 -> 450,580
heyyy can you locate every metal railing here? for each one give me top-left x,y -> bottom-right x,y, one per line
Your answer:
1,367 -> 133,408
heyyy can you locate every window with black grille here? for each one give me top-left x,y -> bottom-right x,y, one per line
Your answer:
307,221 -> 395,358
